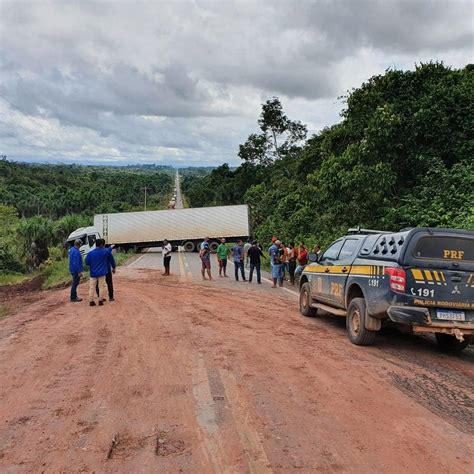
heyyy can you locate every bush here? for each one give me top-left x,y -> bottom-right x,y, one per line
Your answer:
0,245 -> 23,273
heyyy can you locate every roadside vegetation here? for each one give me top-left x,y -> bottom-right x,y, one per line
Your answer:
0,165 -> 173,282
182,62 -> 473,247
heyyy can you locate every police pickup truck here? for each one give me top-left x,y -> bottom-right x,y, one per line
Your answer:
299,227 -> 473,351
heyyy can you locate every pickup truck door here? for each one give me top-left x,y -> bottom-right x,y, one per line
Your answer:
311,239 -> 344,304
327,238 -> 363,307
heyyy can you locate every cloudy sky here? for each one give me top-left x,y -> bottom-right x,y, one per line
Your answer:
0,0 -> 472,167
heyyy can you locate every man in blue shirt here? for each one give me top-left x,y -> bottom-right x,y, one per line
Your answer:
85,238 -> 112,306
68,239 -> 83,302
95,245 -> 116,301
231,239 -> 246,281
269,240 -> 284,288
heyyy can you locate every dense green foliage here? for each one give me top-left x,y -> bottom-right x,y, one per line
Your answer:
0,162 -> 174,272
0,160 -> 173,218
183,63 -> 474,248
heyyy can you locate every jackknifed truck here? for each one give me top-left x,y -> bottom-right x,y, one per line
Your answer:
67,205 -> 250,254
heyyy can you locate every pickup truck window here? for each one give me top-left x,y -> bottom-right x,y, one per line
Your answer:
321,239 -> 344,261
413,236 -> 473,263
338,238 -> 360,261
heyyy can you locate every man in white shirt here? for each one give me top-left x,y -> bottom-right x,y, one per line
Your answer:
162,239 -> 172,276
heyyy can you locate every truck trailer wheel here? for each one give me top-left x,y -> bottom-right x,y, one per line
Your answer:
435,333 -> 471,352
183,241 -> 195,252
209,241 -> 219,252
346,298 -> 376,346
299,282 -> 318,317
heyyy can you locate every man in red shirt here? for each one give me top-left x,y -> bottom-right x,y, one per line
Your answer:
294,241 -> 309,278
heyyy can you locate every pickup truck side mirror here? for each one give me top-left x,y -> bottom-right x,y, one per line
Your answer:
308,253 -> 318,263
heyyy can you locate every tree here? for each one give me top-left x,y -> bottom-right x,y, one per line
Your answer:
0,204 -> 23,272
238,97 -> 307,165
17,217 -> 55,270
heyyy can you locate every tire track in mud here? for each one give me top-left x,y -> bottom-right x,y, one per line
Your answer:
379,348 -> 474,434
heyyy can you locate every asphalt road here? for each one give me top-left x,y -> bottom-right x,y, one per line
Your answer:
175,171 -> 184,209
127,249 -> 295,297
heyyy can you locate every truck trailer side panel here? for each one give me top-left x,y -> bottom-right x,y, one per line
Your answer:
94,205 -> 250,245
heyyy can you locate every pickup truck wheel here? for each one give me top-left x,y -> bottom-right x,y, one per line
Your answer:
346,298 -> 376,346
435,333 -> 471,352
299,282 -> 318,317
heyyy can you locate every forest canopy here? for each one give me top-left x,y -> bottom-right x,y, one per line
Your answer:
182,62 -> 474,247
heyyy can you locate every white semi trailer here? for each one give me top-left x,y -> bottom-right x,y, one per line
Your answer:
70,204 -> 250,253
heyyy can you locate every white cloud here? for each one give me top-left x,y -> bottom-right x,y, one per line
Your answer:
0,0 -> 472,166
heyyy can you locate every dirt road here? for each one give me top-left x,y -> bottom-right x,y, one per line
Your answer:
0,254 -> 473,473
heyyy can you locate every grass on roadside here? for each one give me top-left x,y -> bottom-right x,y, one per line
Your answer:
0,272 -> 37,286
41,251 -> 133,289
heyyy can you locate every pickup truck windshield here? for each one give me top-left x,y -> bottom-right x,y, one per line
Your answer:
413,236 -> 473,263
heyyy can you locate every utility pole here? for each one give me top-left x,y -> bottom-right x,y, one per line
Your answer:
143,187 -> 151,211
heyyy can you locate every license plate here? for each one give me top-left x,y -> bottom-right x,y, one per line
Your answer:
436,310 -> 465,321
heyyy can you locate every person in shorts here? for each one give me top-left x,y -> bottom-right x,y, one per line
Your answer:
216,238 -> 228,277
200,237 -> 212,280
269,240 -> 285,288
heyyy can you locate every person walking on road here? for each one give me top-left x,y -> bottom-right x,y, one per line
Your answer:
216,238 -> 228,277
200,237 -> 212,280
85,239 -> 112,306
247,241 -> 264,284
96,240 -> 116,301
162,239 -> 172,276
69,239 -> 83,302
231,240 -> 246,281
269,240 -> 285,288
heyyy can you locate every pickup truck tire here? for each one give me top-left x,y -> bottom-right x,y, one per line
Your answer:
435,333 -> 471,352
299,282 -> 318,317
346,298 -> 376,346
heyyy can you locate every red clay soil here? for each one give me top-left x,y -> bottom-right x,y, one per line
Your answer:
0,275 -> 45,302
0,268 -> 472,472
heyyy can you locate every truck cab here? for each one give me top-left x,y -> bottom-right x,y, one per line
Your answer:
67,226 -> 101,256
299,227 -> 474,351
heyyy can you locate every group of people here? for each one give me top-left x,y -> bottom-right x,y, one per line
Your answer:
69,236 -> 321,303
198,236 -> 321,288
268,238 -> 321,288
68,238 -> 116,306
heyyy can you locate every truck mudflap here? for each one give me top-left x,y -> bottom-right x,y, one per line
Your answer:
388,306 -> 430,325
388,305 -> 474,342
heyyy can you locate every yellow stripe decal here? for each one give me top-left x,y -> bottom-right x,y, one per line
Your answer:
432,271 -> 440,282
412,269 -> 424,281
424,270 -> 433,281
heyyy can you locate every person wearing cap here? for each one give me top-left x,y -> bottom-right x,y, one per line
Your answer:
216,238 -> 228,277
268,237 -> 279,273
269,240 -> 285,288
69,239 -> 83,302
200,237 -> 213,280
